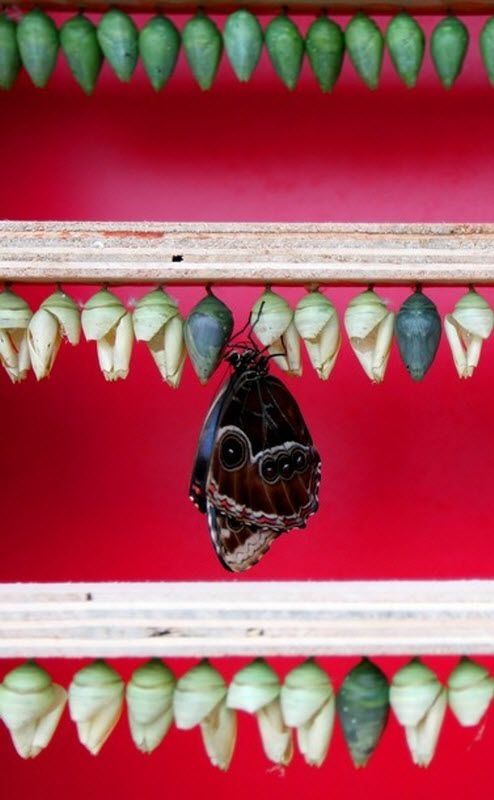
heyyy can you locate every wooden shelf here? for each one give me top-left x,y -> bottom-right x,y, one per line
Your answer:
2,221 -> 494,287
2,227 -> 492,662
10,1 -> 494,14
1,581 -> 493,658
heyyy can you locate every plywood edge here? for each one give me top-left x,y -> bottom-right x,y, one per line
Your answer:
1,222 -> 494,285
1,580 -> 493,657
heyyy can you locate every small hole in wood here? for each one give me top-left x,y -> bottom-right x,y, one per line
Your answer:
171,255 -> 183,262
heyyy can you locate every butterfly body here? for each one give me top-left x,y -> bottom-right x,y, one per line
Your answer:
190,348 -> 321,572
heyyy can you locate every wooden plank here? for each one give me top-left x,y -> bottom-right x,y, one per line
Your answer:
2,222 -> 494,286
1,581 -> 494,658
9,1 -> 494,14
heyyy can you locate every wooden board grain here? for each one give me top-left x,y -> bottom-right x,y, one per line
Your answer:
1,581 -> 493,657
2,222 -> 494,286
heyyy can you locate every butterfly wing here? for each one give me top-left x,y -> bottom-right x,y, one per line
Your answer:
189,380 -> 230,513
190,372 -> 274,572
191,368 -> 321,572
206,505 -> 281,572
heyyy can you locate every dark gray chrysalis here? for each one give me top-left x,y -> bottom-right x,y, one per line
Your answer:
395,289 -> 441,381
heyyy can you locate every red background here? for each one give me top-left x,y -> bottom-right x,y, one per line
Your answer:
2,12 -> 494,798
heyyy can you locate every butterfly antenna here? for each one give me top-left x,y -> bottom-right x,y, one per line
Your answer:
228,317 -> 251,343
227,301 -> 266,353
229,300 -> 265,344
248,300 -> 265,347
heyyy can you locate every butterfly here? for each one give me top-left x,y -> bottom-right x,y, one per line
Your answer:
189,347 -> 321,572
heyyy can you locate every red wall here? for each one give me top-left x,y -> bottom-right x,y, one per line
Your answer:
2,12 -> 494,798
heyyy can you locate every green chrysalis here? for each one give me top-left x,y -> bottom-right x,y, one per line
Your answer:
223,10 -> 263,83
336,658 -> 389,767
17,10 -> 59,88
60,15 -> 103,95
345,13 -> 384,90
480,18 -> 494,86
305,16 -> 344,93
184,292 -> 234,383
182,13 -> 223,91
139,16 -> 180,91
430,16 -> 469,89
97,10 -> 138,83
265,14 -> 304,91
386,12 -> 425,88
0,15 -> 21,90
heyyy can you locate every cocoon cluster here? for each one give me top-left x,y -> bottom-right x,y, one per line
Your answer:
1,656 -> 492,766
0,9 -> 492,92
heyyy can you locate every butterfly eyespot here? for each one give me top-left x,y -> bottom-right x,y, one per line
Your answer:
219,431 -> 248,471
292,447 -> 308,473
226,516 -> 244,532
277,453 -> 294,481
260,456 -> 278,484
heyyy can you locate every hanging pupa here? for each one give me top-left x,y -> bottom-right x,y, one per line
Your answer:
265,14 -> 304,90
184,290 -> 233,383
0,288 -> 32,383
430,16 -> 469,89
0,14 -> 21,90
27,289 -> 81,381
344,288 -> 394,382
182,13 -> 222,91
390,658 -> 447,767
68,660 -> 124,755
447,657 -> 494,726
444,288 -> 494,378
223,10 -> 263,83
133,288 -> 186,387
280,658 -> 335,766
395,289 -> 441,380
60,14 -> 103,95
0,661 -> 67,758
345,14 -> 384,89
480,18 -> 494,86
294,290 -> 340,379
97,10 -> 138,82
305,15 -> 345,93
139,16 -> 180,91
251,288 -> 301,375
126,659 -> 176,753
81,288 -> 134,381
336,657 -> 389,767
227,658 -> 293,766
17,9 -> 59,88
386,13 -> 425,88
173,660 -> 236,770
